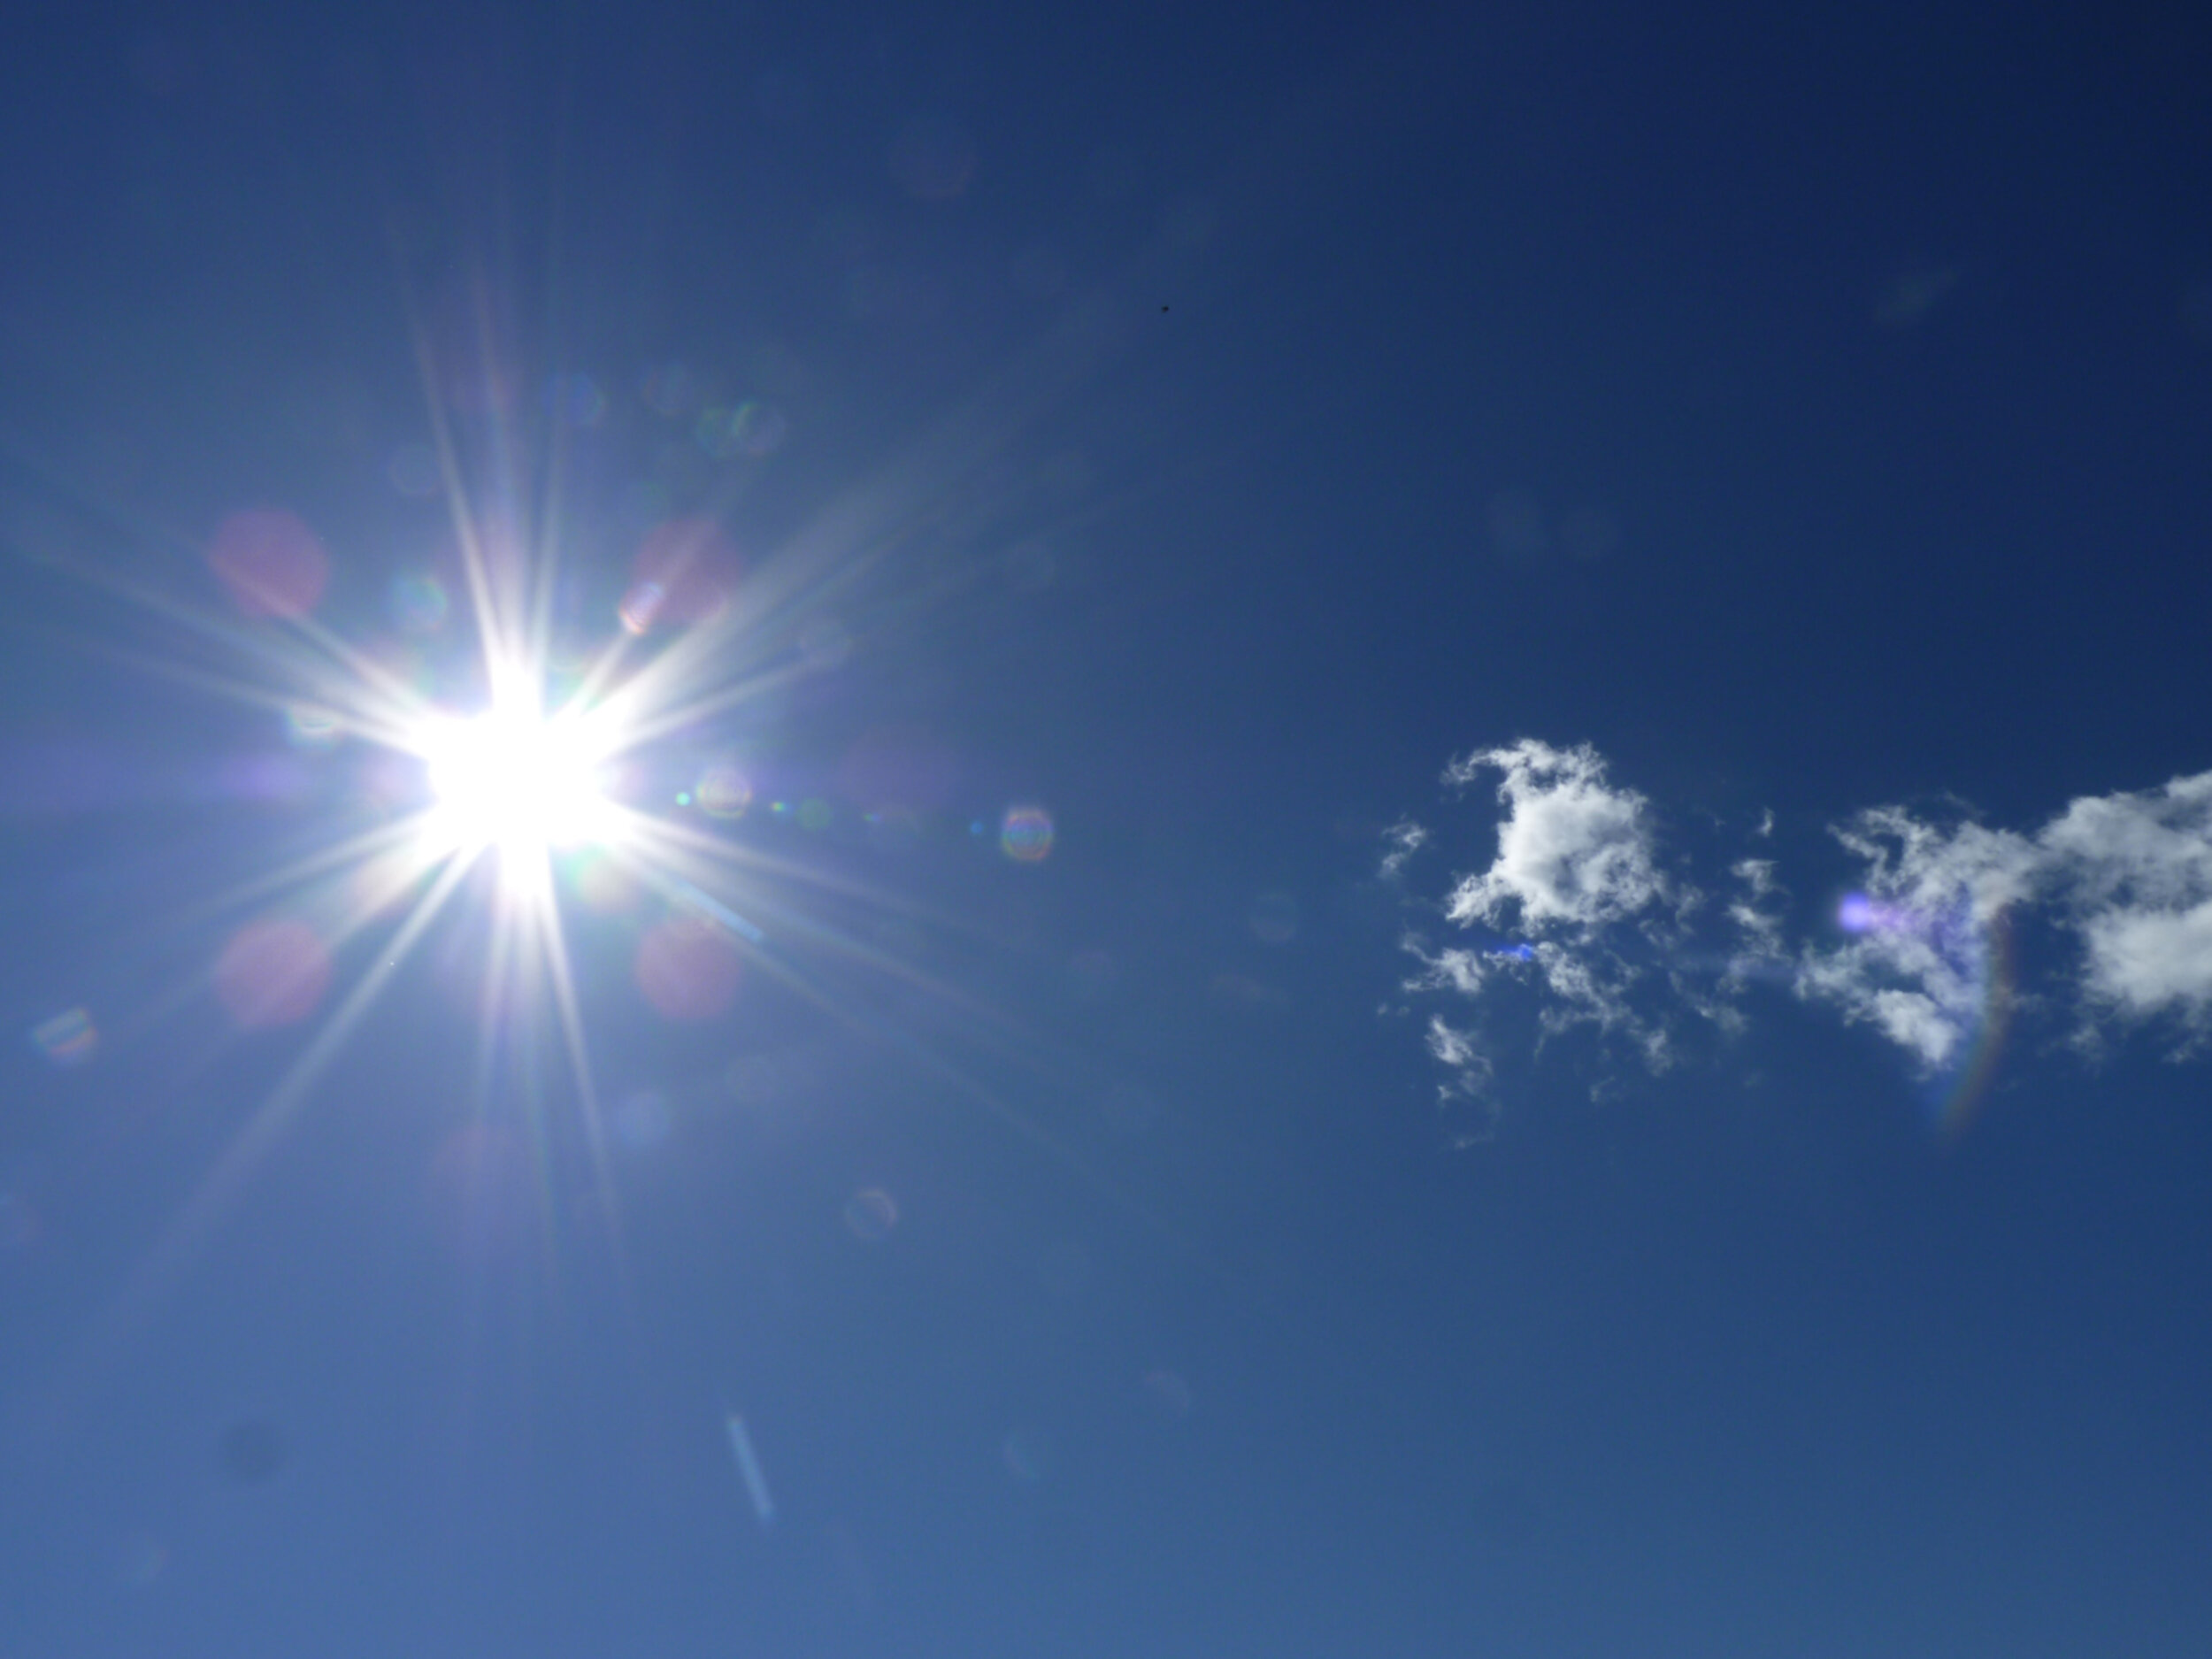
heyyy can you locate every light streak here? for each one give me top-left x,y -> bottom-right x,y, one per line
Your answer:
724,1410 -> 776,1527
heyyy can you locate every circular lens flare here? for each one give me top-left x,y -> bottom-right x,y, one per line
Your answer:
422,706 -> 617,855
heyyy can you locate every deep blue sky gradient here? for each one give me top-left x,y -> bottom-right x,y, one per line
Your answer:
4,2 -> 2211,1655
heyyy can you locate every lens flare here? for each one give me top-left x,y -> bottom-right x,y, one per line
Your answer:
51,267 -> 1152,1359
1837,892 -> 2016,1140
999,804 -> 1054,863
1934,908 -> 2016,1141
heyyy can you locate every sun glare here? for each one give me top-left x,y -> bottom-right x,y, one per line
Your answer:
420,703 -> 618,856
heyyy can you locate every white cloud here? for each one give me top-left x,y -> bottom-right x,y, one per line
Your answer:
1399,741 -> 1715,1121
2040,771 -> 2212,1032
1529,941 -> 1658,1048
1402,938 -> 1493,997
1798,949 -> 1978,1071
2076,902 -> 2212,1022
1834,808 -> 2040,923
1379,818 -> 1430,879
1799,774 -> 2212,1062
1727,857 -> 1786,958
1395,741 -> 2212,1128
1440,741 -> 1668,929
1793,809 -> 2039,1073
1424,1016 -> 1498,1147
1426,1015 -> 1481,1071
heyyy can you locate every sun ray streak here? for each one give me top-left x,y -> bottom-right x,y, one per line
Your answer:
593,656 -> 823,755
41,538 -> 440,749
526,848 -> 629,1286
396,265 -> 508,684
92,640 -> 428,756
469,875 -> 526,1116
16,203 -> 1271,1446
611,810 -> 972,935
76,846 -> 482,1386
171,815 -> 434,932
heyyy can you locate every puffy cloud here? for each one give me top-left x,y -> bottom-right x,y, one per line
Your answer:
1798,935 -> 1985,1071
2076,902 -> 2212,1023
1396,741 -> 1711,1133
1440,741 -> 1668,929
2040,772 -> 2212,1032
1801,774 -> 2212,1061
1394,741 -> 2212,1133
1834,809 -> 2040,924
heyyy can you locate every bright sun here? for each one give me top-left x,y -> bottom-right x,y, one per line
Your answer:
420,703 -> 618,856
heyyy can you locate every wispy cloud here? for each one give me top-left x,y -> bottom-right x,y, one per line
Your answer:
1391,743 -> 2212,1133
1726,856 -> 1785,957
1795,809 -> 2039,1071
1395,741 -> 1730,1129
1378,818 -> 1429,879
1424,1016 -> 1496,1148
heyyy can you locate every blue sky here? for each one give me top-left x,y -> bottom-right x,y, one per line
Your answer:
4,1 -> 2211,1655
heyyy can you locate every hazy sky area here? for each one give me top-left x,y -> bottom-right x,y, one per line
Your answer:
4,2 -> 2211,1655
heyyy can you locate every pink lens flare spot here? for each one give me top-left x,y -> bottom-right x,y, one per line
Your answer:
634,918 -> 743,1021
628,518 -> 742,628
571,849 -> 643,915
214,918 -> 333,1030
208,508 -> 331,619
618,580 -> 664,635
